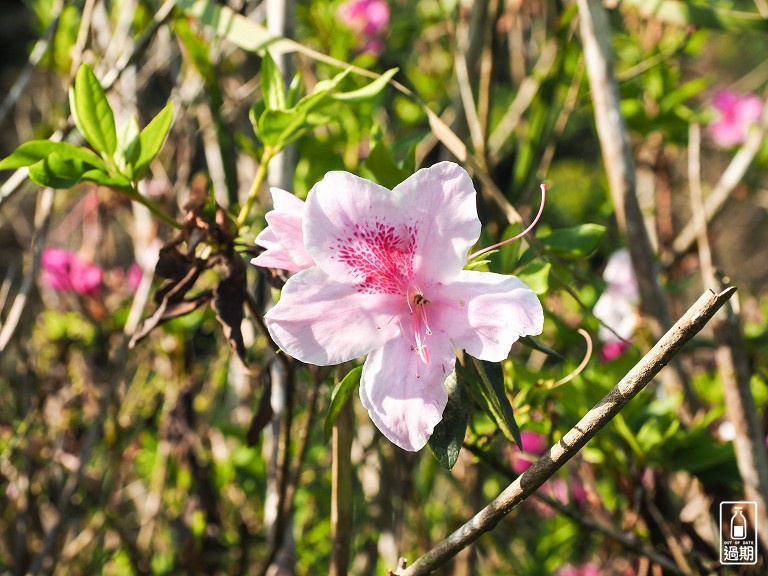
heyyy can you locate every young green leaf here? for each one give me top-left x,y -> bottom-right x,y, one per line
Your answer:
538,224 -> 606,259
332,67 -> 398,103
324,366 -> 362,443
81,169 -> 133,191
361,138 -> 411,189
428,366 -> 471,470
70,64 -> 117,158
0,140 -> 104,171
261,50 -> 286,110
27,153 -> 95,189
517,261 -> 551,295
463,357 -> 522,449
132,102 -> 174,180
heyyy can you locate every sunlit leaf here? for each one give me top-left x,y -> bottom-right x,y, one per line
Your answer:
324,366 -> 362,444
538,224 -> 605,259
0,140 -> 104,171
133,102 -> 174,180
261,50 -> 286,110
332,68 -> 398,103
70,64 -> 117,157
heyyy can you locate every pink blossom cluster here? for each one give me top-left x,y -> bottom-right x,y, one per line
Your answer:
709,90 -> 763,148
593,249 -> 638,361
252,162 -> 544,451
337,0 -> 390,56
41,247 -> 103,297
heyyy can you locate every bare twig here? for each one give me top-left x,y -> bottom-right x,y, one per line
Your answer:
330,398 -> 354,576
398,288 -> 735,575
669,101 -> 768,264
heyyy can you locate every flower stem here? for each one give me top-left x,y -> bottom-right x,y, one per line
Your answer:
126,185 -> 182,229
236,146 -> 276,229
468,183 -> 546,261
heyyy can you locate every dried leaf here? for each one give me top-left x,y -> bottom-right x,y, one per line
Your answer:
213,254 -> 247,362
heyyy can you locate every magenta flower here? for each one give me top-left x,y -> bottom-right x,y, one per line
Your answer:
41,247 -> 102,297
338,0 -> 389,36
251,188 -> 314,273
593,249 -> 638,360
511,431 -> 548,474
337,0 -> 390,56
264,162 -> 544,451
709,90 -> 763,148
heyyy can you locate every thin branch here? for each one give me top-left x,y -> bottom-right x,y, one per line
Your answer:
329,398 -> 354,576
669,101 -> 768,264
398,287 -> 736,575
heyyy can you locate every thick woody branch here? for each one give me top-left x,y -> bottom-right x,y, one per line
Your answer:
399,287 -> 736,576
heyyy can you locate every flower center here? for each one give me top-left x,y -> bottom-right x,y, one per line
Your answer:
335,220 -> 416,294
408,288 -> 432,365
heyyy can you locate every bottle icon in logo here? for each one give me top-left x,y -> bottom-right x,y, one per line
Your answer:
731,506 -> 748,540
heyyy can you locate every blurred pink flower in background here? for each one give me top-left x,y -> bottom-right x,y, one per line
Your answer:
511,430 -> 548,474
337,0 -> 390,56
127,263 -> 143,292
252,188 -> 315,273
709,90 -> 763,148
41,247 -> 103,297
593,249 -> 638,361
557,565 -> 601,576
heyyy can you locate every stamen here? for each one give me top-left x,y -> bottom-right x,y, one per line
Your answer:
468,183 -> 546,260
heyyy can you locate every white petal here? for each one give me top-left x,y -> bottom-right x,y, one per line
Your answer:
360,335 -> 454,451
264,267 -> 400,365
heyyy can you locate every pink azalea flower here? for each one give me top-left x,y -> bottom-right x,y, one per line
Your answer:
709,90 -> 763,148
337,0 -> 389,56
41,248 -> 76,292
511,431 -> 548,474
264,162 -> 544,451
593,249 -> 638,360
252,188 -> 315,273
41,247 -> 102,297
338,0 -> 389,37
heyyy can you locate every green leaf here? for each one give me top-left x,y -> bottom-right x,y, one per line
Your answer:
27,153 -> 95,188
463,357 -> 522,448
70,64 -> 117,157
428,365 -> 471,470
261,50 -> 286,110
538,224 -> 605,259
257,108 -> 309,147
622,0 -> 768,32
519,336 -> 563,359
517,261 -> 551,295
361,139 -> 411,189
0,140 -> 103,171
332,68 -> 398,103
81,169 -> 133,191
133,102 -> 174,180
323,366 -> 362,444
